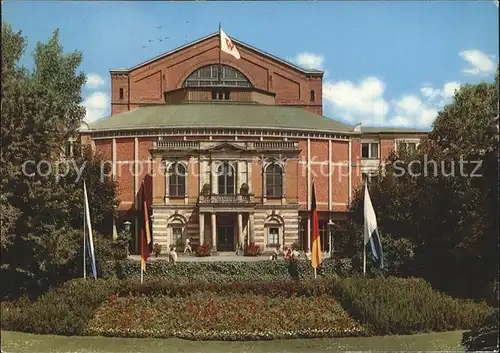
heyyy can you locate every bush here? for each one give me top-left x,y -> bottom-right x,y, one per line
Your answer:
243,242 -> 262,256
100,259 -> 338,282
335,276 -> 494,335
195,243 -> 211,257
1,278 -> 119,335
462,309 -> 499,351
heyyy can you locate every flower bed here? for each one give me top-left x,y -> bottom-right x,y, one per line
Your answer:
86,292 -> 367,340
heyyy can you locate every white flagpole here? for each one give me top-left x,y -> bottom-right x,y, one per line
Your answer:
363,242 -> 366,276
141,265 -> 144,284
363,182 -> 367,276
83,183 -> 86,279
314,267 -> 317,279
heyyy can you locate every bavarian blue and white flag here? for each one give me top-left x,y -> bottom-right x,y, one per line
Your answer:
83,180 -> 98,279
364,184 -> 384,268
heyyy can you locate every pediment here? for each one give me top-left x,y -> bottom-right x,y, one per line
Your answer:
203,142 -> 248,153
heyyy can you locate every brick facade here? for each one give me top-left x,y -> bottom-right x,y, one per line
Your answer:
82,31 -> 426,254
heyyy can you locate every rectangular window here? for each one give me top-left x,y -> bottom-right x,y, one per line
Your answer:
212,90 -> 217,100
119,88 -> 124,99
400,142 -> 417,154
319,220 -> 329,252
224,91 -> 230,100
362,143 -> 379,159
310,90 -> 315,102
170,226 -> 183,247
268,227 -> 279,245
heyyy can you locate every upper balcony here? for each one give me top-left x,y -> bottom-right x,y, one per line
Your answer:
198,194 -> 254,205
152,140 -> 299,152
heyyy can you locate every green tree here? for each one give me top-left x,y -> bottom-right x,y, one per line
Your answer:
340,70 -> 498,299
1,23 -> 119,298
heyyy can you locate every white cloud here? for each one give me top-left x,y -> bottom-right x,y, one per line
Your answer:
323,77 -> 389,125
459,50 -> 496,76
291,52 -> 325,70
391,95 -> 439,127
82,92 -> 109,122
421,81 -> 460,107
85,73 -> 106,89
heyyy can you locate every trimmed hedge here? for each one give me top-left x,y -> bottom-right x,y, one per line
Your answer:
1,275 -> 494,340
1,278 -> 118,335
335,276 -> 494,335
101,258 -> 341,282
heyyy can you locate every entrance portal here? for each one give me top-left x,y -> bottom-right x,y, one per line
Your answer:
216,214 -> 235,251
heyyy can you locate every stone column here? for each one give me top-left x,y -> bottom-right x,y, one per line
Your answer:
237,213 -> 243,246
164,160 -> 169,205
307,216 -> 311,250
249,213 -> 255,244
199,212 -> 205,246
211,161 -> 217,194
211,213 -> 216,250
236,162 -> 241,194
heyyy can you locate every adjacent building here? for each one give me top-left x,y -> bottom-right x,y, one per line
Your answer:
80,31 -> 427,254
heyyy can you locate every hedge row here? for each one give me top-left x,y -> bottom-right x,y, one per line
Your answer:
1,279 -> 118,335
335,276 -> 495,335
100,258 -> 351,282
86,293 -> 368,340
1,275 -> 494,340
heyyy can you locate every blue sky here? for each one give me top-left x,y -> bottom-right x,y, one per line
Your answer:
3,1 -> 498,128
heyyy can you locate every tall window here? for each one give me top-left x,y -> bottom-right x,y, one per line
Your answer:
268,227 -> 280,245
319,220 -> 329,251
217,163 -> 235,195
119,88 -> 124,99
183,64 -> 252,87
265,164 -> 283,197
310,90 -> 315,102
361,143 -> 379,159
168,163 -> 186,197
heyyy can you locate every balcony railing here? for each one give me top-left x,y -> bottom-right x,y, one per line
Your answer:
153,140 -> 200,150
251,141 -> 298,150
198,194 -> 253,204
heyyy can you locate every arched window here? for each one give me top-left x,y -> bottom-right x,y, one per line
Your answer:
183,64 -> 252,88
217,162 -> 235,195
265,164 -> 283,197
265,216 -> 283,247
168,163 -> 186,197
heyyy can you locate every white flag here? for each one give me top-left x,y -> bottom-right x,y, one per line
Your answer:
112,218 -> 118,241
220,29 -> 240,59
364,184 -> 384,267
83,180 -> 97,279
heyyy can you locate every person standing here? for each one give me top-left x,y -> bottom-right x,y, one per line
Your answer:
184,237 -> 192,253
169,246 -> 178,264
271,244 -> 280,261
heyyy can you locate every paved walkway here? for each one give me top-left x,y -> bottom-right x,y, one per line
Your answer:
129,252 -> 271,262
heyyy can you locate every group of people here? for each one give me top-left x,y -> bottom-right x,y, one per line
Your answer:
270,244 -> 311,262
168,237 -> 193,263
168,238 -> 313,263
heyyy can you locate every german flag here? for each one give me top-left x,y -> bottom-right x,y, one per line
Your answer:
140,182 -> 151,272
311,182 -> 322,269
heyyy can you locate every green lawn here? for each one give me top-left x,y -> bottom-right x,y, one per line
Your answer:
1,330 -> 465,353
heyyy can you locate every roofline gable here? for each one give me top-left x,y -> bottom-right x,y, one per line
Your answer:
109,32 -> 323,76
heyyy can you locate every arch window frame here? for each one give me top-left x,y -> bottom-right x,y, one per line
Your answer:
168,162 -> 186,198
217,162 -> 235,195
183,64 -> 253,88
265,163 -> 283,198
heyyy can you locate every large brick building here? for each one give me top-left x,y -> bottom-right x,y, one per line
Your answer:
80,31 -> 426,254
